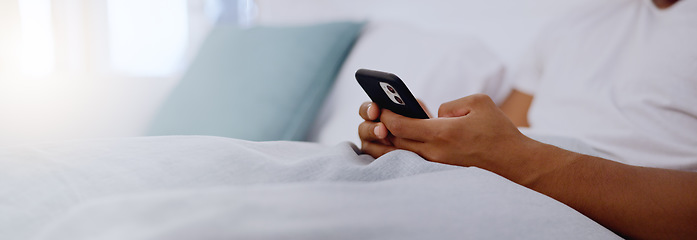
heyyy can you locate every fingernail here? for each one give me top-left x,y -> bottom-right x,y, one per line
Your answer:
367,103 -> 375,119
374,125 -> 385,139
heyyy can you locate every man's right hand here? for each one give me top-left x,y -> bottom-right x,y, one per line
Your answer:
358,102 -> 397,158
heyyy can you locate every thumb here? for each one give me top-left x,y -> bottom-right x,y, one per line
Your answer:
437,94 -> 493,118
438,98 -> 472,118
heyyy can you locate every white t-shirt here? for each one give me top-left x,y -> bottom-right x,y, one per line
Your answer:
514,0 -> 697,170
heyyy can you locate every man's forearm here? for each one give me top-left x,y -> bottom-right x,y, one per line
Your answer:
499,141 -> 697,239
373,94 -> 696,239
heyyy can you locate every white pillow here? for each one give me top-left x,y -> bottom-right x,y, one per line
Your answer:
306,21 -> 507,146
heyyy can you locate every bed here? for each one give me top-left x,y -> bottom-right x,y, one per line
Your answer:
0,0 -> 625,239
2,136 -> 619,240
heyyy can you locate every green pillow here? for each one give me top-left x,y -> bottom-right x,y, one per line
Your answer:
147,22 -> 363,141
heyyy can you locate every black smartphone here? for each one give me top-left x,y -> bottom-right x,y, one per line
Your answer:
355,69 -> 429,119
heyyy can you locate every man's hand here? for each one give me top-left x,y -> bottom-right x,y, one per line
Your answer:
380,94 -> 535,171
359,94 -> 549,184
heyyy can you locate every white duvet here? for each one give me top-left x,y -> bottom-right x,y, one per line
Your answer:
0,136 -> 620,240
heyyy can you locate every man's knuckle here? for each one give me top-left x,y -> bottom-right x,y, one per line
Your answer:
471,94 -> 493,105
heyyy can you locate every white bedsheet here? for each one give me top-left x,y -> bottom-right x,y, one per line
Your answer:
0,136 -> 620,240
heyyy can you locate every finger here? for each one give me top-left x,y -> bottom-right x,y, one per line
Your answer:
358,102 -> 381,121
388,135 -> 428,155
438,94 -> 493,118
390,136 -> 456,165
380,109 -> 434,142
438,98 -> 471,118
358,121 -> 390,142
361,141 -> 397,159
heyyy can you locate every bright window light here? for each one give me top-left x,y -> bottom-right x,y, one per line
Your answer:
238,0 -> 256,26
205,0 -> 257,24
18,0 -> 55,77
106,0 -> 189,77
205,0 -> 224,22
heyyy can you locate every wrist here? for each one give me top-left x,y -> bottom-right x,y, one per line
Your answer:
483,136 -> 580,188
